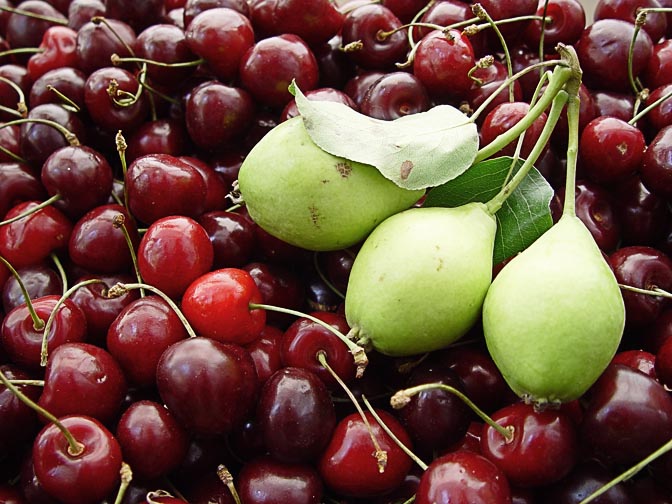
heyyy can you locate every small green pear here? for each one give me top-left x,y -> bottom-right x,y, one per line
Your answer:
345,202 -> 497,356
237,116 -> 424,251
482,214 -> 626,405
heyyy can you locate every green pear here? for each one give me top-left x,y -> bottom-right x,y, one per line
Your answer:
345,202 -> 497,356
237,116 -> 424,251
482,214 -> 626,406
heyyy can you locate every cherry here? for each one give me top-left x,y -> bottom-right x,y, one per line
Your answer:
609,245 -> 672,327
280,86 -> 357,122
257,366 -> 336,463
198,210 -> 257,269
138,215 -> 214,299
280,311 -> 355,389
340,4 -> 409,71
313,34 -> 357,90
248,0 -> 343,47
581,363 -> 672,468
245,324 -> 284,387
237,456 -> 324,504
0,64 -> 31,123
184,7 -> 254,82
32,415 -> 123,504
524,0 -> 586,51
2,263 -> 62,315
481,401 -> 579,488
592,90 -> 636,122
19,453 -> 60,504
318,409 -> 413,498
477,0 -> 538,42
37,342 -> 127,425
181,268 -> 266,344
643,83 -> 672,133
104,0 -> 165,32
415,449 -> 512,504
20,103 -> 86,166
106,294 -> 189,388
576,18 -> 653,93
115,399 -> 189,481
125,153 -> 207,224
156,336 -> 258,436
0,364 -> 41,456
344,70 -> 387,107
177,156 -> 229,213
182,0 -> 250,27
360,71 -> 430,120
67,0 -> 106,31
184,80 -> 255,152
239,34 -> 320,110
28,67 -> 87,110
5,1 -> 67,56
595,0 -> 667,44
468,59 -> 524,119
645,39 -> 672,89
480,101 -> 549,159
611,348 -> 657,378
26,26 -> 78,82
0,125 -> 22,163
125,118 -> 190,163
642,124 -> 672,200
75,18 -> 136,76
413,29 -> 476,102
0,200 -> 73,270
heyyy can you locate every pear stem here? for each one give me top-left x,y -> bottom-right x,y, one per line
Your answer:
390,382 -> 514,441
361,394 -> 428,471
577,437 -> 672,504
560,48 -> 584,219
0,255 -> 45,331
249,303 -> 368,377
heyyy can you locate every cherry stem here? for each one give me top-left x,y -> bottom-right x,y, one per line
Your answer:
0,47 -> 42,58
47,84 -> 81,113
111,53 -> 205,68
312,252 -> 345,299
627,15 -> 645,95
485,88 -> 568,215
112,462 -> 133,504
7,379 -> 44,386
50,253 -> 68,294
217,464 -> 242,504
0,254 -> 45,330
112,213 -> 144,296
0,76 -> 27,117
629,87 -> 672,125
577,437 -> 672,504
91,16 -> 137,59
0,194 -> 62,227
106,282 -> 198,338
115,130 -> 130,211
317,351 -> 388,472
536,0 -> 550,71
0,117 -> 79,146
145,490 -> 178,504
391,382 -> 514,441
40,278 -> 105,366
361,394 -> 428,472
618,284 -> 672,299
249,303 -> 368,377
0,144 -> 26,162
0,367 -> 84,456
0,5 -> 68,25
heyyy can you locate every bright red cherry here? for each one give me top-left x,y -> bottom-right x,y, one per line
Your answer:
26,25 -> 78,82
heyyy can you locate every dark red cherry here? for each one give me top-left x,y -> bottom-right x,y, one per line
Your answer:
280,86 -> 357,122
643,83 -> 672,135
481,402 -> 579,488
182,0 -> 250,27
360,71 -> 430,120
198,210 -> 257,268
68,203 -> 140,275
138,215 -> 214,299
595,0 -> 667,44
245,325 -> 284,387
38,342 -> 127,425
67,0 -> 106,31
0,364 -> 41,455
313,34 -> 357,90
2,263 -> 62,315
524,0 -> 586,50
104,0 -> 165,31
32,415 -> 123,504
477,0 -> 538,41
115,400 -> 190,481
468,59 -> 524,120
134,23 -> 197,86
344,70 -> 387,106
156,336 -> 258,436
0,200 -> 73,270
106,295 -> 188,388
645,39 -> 672,89
318,409 -> 413,498
612,348 -> 657,378
28,66 -> 86,112
5,1 -> 67,56
642,124 -> 672,200
126,118 -> 190,163
257,367 -> 336,463
237,456 -> 324,504
75,18 -> 136,75
592,90 -> 636,121
0,64 -> 31,122
480,101 -> 548,159
612,175 -> 669,247
0,126 -> 22,163
178,156 -> 229,213
415,450 -> 512,504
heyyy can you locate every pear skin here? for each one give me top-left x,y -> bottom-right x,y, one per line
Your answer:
482,214 -> 626,405
237,116 -> 424,251
345,203 -> 497,356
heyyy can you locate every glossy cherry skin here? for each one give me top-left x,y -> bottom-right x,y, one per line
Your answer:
643,83 -> 672,133
539,460 -> 633,504
182,0 -> 250,26
28,67 -> 87,110
413,29 -> 476,102
38,342 -> 127,425
32,415 -> 123,504
609,246 -> 672,327
67,0 -> 106,31
524,0 -> 586,50
280,311 -> 355,389
612,175 -> 669,247
198,210 -> 257,268
480,101 -> 548,159
360,71 -> 430,120
280,86 -> 357,122
26,25 -> 78,82
468,59 -> 524,122
415,449 -> 512,504
184,7 -> 254,82
340,4 -> 408,71
611,349 -> 657,378
581,363 -> 672,468
642,124 -> 672,200
115,400 -> 189,481
105,0 -> 165,32
126,118 -> 190,163
5,1 -> 67,55
481,402 -> 579,488
184,80 -> 255,151
246,325 -> 284,387
106,295 -> 189,388
576,18 -> 653,93
75,18 -> 136,75
41,145 -> 114,219
0,126 -> 22,164
178,156 -> 229,213
237,456 -> 324,504
595,0 -> 667,44
645,39 -> 672,89
0,295 -> 87,371
318,409 -> 413,498
2,263 -> 62,314
239,34 -> 320,110
257,367 -> 336,463
0,364 -> 41,456
156,336 -> 258,436
181,268 -> 266,344
0,64 -> 31,123
138,215 -> 214,299
125,153 -> 207,224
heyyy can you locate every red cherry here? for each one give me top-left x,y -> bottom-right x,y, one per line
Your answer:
26,26 -> 77,82
75,18 -> 136,75
318,409 -> 413,498
612,349 -> 657,378
0,364 -> 41,456
480,101 -> 548,159
245,325 -> 284,387
181,268 -> 266,345
32,415 -> 123,504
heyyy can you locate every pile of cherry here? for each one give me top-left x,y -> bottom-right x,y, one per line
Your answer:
4,0 -> 672,502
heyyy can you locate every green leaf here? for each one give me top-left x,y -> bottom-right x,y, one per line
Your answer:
423,157 -> 554,264
290,81 -> 479,191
